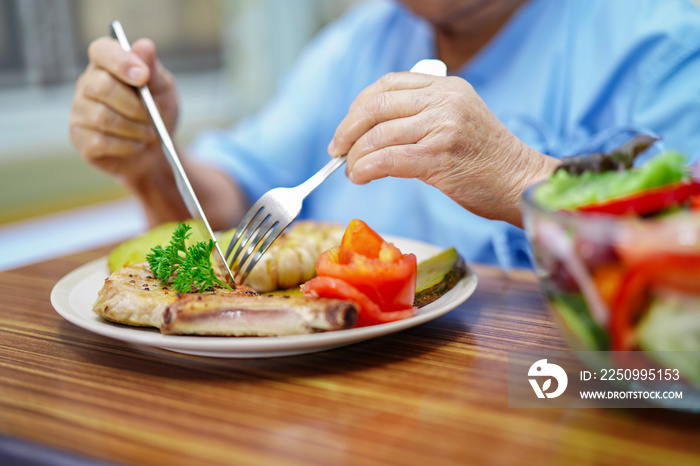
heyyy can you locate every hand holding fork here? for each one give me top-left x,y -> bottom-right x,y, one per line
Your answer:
226,59 -> 448,284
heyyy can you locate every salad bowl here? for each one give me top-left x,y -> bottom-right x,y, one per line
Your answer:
521,147 -> 700,407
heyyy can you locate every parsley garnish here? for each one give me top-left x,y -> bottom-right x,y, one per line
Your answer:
146,223 -> 232,293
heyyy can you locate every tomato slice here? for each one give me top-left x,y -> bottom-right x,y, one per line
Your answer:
339,218 -> 386,262
302,219 -> 418,326
316,247 -> 417,313
315,223 -> 417,312
301,276 -> 415,327
578,181 -> 700,216
591,263 -> 626,311
611,253 -> 700,350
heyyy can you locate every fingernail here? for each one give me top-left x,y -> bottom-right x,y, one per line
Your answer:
327,139 -> 337,155
128,66 -> 145,83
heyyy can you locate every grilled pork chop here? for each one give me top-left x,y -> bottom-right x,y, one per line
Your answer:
93,262 -> 358,335
161,294 -> 358,336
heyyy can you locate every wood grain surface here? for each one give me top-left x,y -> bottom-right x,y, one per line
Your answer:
0,247 -> 698,466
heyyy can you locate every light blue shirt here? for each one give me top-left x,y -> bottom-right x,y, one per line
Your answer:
190,0 -> 700,270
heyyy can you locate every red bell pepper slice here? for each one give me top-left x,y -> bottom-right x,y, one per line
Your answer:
611,254 -> 700,350
302,219 -> 417,327
578,181 -> 700,216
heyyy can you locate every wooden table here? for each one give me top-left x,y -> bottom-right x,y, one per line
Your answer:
0,247 -> 698,466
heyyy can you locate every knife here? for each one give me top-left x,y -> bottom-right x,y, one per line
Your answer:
110,20 -> 235,285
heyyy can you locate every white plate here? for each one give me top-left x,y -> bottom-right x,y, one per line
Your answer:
50,236 -> 477,358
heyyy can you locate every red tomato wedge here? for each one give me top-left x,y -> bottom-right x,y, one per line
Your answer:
301,219 -> 417,327
338,218 -> 386,263
577,180 -> 700,216
611,253 -> 700,351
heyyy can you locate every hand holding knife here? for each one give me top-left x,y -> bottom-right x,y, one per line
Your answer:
110,20 -> 235,285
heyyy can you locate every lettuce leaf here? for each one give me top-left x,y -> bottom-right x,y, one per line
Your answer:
535,152 -> 689,211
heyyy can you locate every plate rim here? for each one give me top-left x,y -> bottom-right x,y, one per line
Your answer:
50,235 -> 478,357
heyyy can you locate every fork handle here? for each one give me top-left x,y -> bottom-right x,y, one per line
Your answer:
296,155 -> 347,198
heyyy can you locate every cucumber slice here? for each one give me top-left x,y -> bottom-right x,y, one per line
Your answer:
414,247 -> 466,308
265,287 -> 304,297
107,220 -> 213,272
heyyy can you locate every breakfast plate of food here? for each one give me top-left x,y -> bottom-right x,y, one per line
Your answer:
51,220 -> 477,358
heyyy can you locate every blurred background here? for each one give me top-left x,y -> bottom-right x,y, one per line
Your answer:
2,0 -> 700,272
0,0 -> 359,270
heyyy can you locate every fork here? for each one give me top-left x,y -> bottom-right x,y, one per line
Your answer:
225,59 -> 448,284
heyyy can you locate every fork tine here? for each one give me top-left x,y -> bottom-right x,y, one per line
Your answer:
226,207 -> 269,273
235,217 -> 278,279
225,203 -> 261,258
238,221 -> 288,283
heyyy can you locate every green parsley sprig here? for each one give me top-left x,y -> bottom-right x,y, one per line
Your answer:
146,223 -> 232,293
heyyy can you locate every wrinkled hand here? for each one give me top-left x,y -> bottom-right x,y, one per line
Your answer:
69,37 -> 178,184
328,72 -> 558,226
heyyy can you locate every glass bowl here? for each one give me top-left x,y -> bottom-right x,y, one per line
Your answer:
521,183 -> 700,406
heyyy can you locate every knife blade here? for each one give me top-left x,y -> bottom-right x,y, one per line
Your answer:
110,20 -> 235,285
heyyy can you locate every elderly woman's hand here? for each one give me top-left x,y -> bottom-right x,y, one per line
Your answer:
69,37 -> 178,185
68,36 -> 249,229
328,72 -> 559,227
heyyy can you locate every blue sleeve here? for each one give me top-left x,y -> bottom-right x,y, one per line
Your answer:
630,32 -> 700,165
559,0 -> 700,165
187,3 -> 377,204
